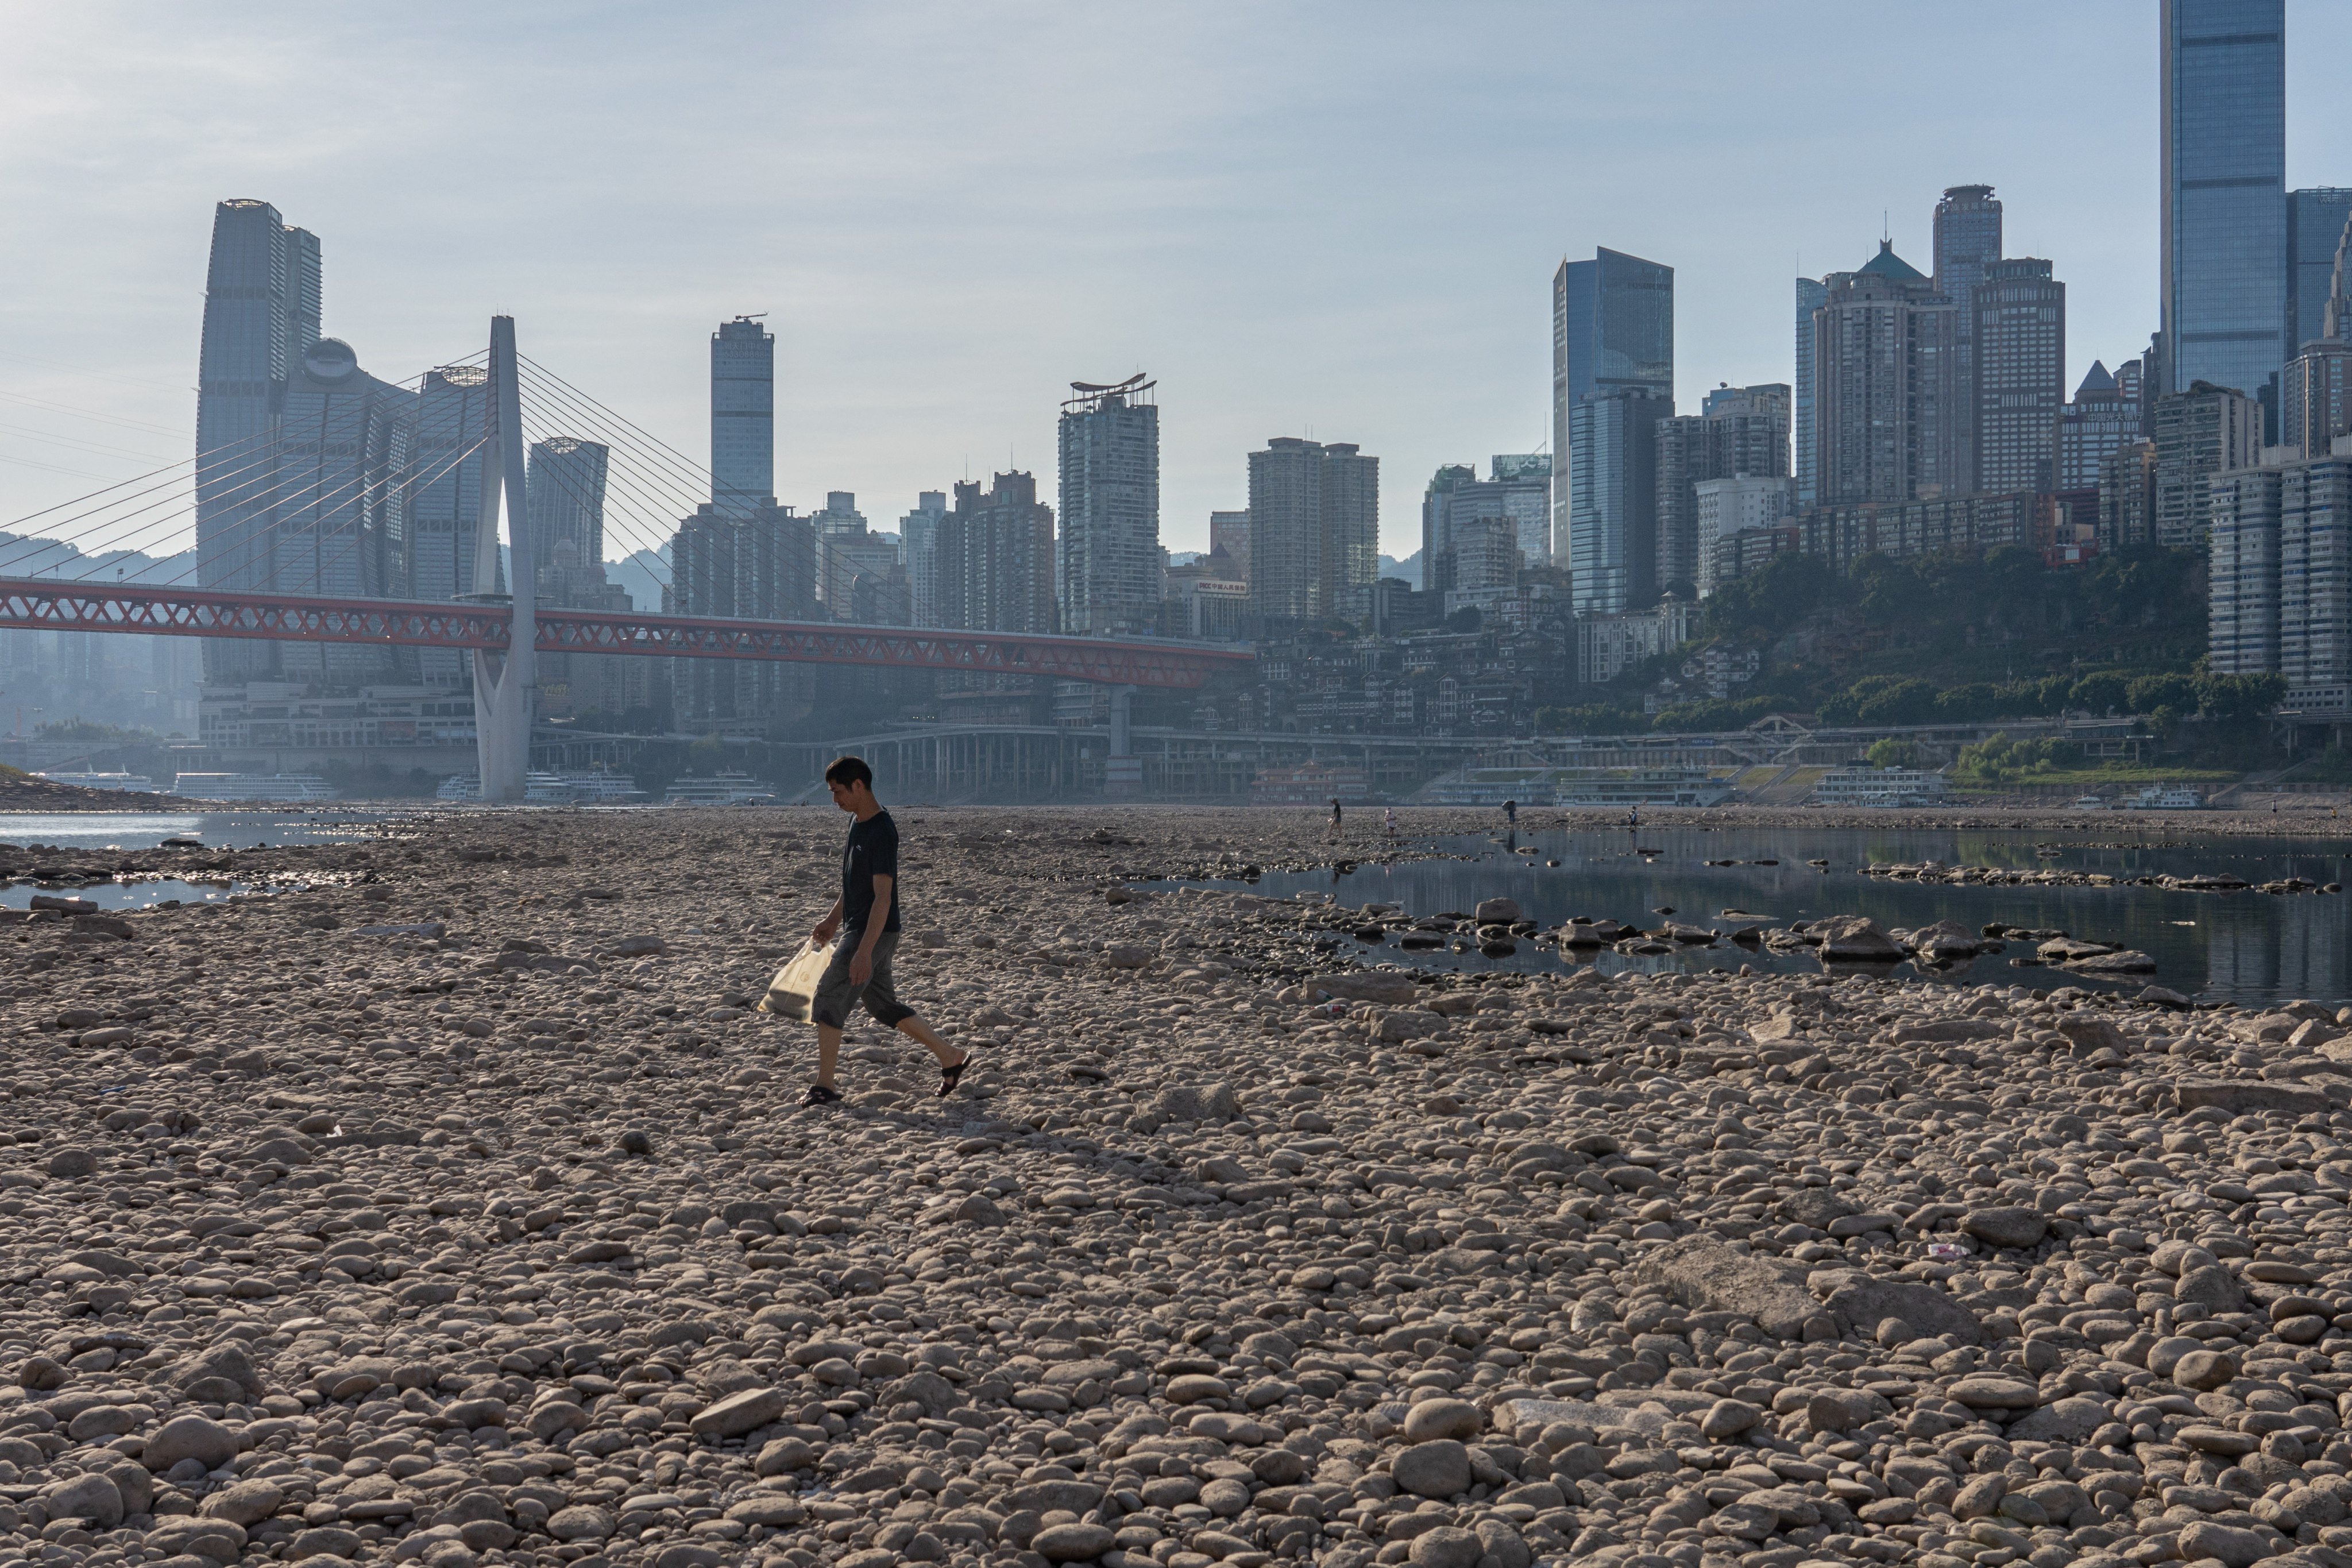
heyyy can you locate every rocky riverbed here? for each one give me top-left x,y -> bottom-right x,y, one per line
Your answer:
5,806 -> 2352,1568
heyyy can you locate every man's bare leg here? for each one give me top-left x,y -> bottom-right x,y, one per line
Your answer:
814,1024 -> 844,1089
898,1015 -> 965,1068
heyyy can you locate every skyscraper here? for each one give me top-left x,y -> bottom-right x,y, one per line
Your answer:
1793,277 -> 1829,508
526,437 -> 611,574
1656,385 -> 1790,593
1552,249 -> 1673,561
1812,242 -> 1960,507
2150,381 -> 2262,547
2057,362 -> 2143,492
265,338 -> 418,686
667,500 -> 817,725
410,364 -> 495,689
1568,387 -> 1671,613
1246,438 -> 1378,624
2288,189 -> 2352,352
1972,258 -> 2065,493
194,198 -> 322,683
710,316 -> 774,518
1210,510 -> 1251,582
1056,375 -> 1161,636
1420,458 -> 1548,597
2160,0 -> 2286,401
899,492 -> 948,626
936,472 -> 1056,634
1934,184 -> 2004,485
810,492 -> 904,621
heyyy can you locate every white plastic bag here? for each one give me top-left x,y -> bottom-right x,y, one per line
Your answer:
756,938 -> 835,1022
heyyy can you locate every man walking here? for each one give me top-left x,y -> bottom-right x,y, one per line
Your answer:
799,755 -> 968,1107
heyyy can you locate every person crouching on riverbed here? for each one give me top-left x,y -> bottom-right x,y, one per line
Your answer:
798,755 -> 970,1107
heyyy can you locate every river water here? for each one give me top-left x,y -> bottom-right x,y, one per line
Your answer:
1157,825 -> 2351,1008
0,811 -> 385,850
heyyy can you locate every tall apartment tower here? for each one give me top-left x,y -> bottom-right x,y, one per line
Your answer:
2288,190 -> 2352,352
2209,466 -> 2285,673
899,492 -> 948,626
937,472 -> 1056,634
1210,510 -> 1252,582
667,500 -> 818,725
194,198 -> 322,683
2058,362 -> 2143,492
1056,375 -> 1161,635
1569,387 -> 1671,613
1655,384 -> 1791,594
1972,258 -> 2066,493
526,437 -> 612,574
1934,184 -> 2004,484
2160,0 -> 2286,401
1552,249 -> 1674,565
266,338 -> 418,687
410,364 -> 495,688
1793,278 -> 1829,508
1420,457 -> 1549,596
2207,451 -> 2352,691
2150,382 -> 2262,546
2280,227 -> 2352,458
1246,437 -> 1378,624
710,316 -> 774,518
1812,242 -> 1960,507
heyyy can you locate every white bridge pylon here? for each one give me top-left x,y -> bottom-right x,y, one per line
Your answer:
461,316 -> 535,802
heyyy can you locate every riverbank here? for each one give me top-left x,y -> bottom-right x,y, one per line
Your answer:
3,807 -> 2350,1568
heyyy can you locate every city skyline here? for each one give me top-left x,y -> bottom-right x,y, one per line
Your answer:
7,3 -> 2352,565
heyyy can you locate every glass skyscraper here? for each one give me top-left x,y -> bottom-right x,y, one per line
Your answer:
1567,388 -> 1671,615
1793,278 -> 1829,508
1551,249 -> 1673,570
194,199 -> 322,683
2288,188 -> 2352,352
710,316 -> 774,517
2160,0 -> 2285,400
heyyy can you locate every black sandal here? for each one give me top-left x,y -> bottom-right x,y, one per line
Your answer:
800,1083 -> 842,1107
937,1051 -> 972,1097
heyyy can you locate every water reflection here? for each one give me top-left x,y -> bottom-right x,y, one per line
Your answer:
0,812 -> 384,850
1161,825 -> 2351,1007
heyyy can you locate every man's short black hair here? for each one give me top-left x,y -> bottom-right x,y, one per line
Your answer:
824,755 -> 874,789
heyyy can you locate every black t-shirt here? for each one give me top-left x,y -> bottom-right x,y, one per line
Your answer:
841,809 -> 902,933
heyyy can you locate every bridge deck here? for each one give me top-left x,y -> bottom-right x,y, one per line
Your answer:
0,577 -> 1249,689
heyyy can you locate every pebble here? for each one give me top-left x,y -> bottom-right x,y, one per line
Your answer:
1,805 -> 2350,1568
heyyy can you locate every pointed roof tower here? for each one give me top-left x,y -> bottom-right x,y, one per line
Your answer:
2075,360 -> 2117,398
1856,239 -> 1929,284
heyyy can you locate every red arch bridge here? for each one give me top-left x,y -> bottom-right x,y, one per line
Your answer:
0,577 -> 1250,689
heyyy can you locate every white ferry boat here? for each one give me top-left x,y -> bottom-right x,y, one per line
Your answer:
666,771 -> 778,805
33,771 -> 157,793
2133,786 -> 2204,810
2072,794 -> 2108,810
171,773 -> 338,802
437,771 -> 647,804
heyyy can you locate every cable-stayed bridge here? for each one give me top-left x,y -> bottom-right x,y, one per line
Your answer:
0,318 -> 1249,798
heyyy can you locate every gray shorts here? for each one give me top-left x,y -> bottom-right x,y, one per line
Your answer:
810,931 -> 915,1030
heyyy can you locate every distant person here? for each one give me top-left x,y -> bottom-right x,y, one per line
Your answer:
797,755 -> 968,1107
1628,804 -> 1640,831
1326,797 -> 1343,843
1504,799 -> 1517,829
1384,806 -> 1397,843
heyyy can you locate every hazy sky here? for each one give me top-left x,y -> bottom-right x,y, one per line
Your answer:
4,2 -> 2348,566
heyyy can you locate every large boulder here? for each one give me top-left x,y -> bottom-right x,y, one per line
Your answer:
1809,916 -> 1905,961
1632,1236 -> 1819,1340
1473,898 -> 1523,924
